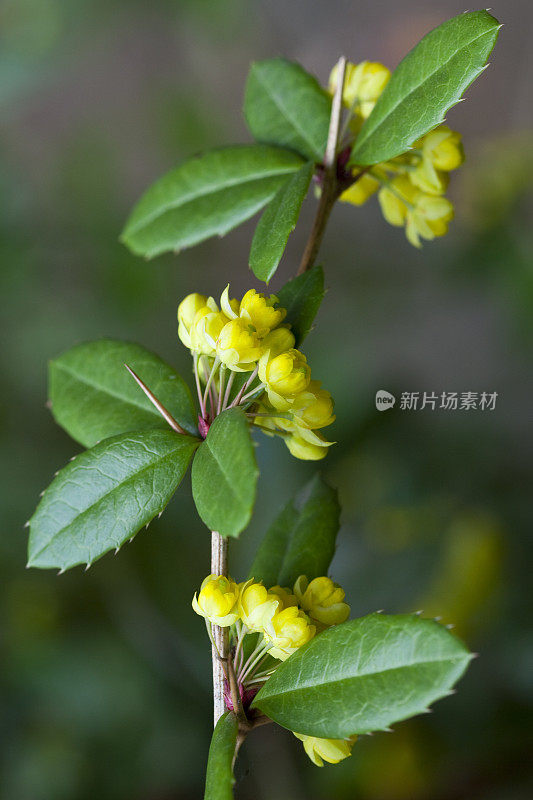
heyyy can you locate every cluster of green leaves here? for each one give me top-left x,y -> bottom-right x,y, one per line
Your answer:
121,10 -> 499,285
204,473 -> 472,799
27,265 -> 324,570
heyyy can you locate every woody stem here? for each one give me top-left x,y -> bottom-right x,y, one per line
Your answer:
211,531 -> 228,726
297,56 -> 347,276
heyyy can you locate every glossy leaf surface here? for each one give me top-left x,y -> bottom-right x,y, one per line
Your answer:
351,11 -> 501,165
254,613 -> 472,737
28,430 -> 199,570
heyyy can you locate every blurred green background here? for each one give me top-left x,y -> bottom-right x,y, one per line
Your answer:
1,1 -> 532,798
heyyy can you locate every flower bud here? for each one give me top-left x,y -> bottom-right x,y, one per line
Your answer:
192,574 -> 240,626
293,575 -> 350,627
263,605 -> 316,660
330,60 -> 390,118
406,194 -> 454,248
378,175 -> 415,226
188,301 -> 229,357
238,579 -> 280,632
292,381 -> 335,430
216,318 -> 262,371
421,126 -> 464,172
410,127 -> 463,195
261,327 -> 296,358
285,432 -> 330,461
378,176 -> 454,247
293,733 -> 356,767
178,294 -> 208,349
409,162 -> 449,196
269,585 -> 299,609
258,349 -> 311,406
178,293 -> 208,329
240,289 -> 286,337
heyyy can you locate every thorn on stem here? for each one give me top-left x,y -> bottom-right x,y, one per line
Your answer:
124,363 -> 188,436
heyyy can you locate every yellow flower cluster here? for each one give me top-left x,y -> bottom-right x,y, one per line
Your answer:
192,575 -> 357,767
177,287 -> 335,460
329,60 -> 464,247
192,574 -> 349,660
193,573 -> 352,765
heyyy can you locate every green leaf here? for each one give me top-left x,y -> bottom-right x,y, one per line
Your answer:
28,430 -> 199,571
351,10 -> 501,165
49,339 -> 198,448
204,713 -> 238,800
121,145 -> 304,258
244,59 -> 332,162
276,264 -> 324,346
249,474 -> 340,587
254,613 -> 472,737
249,161 -> 314,284
191,408 -> 258,538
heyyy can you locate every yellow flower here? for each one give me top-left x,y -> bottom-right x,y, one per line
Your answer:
238,579 -> 280,632
260,327 -> 295,358
188,300 -> 229,357
263,605 -> 316,660
258,349 -> 311,408
378,175 -> 454,248
240,289 -> 286,337
378,174 -> 416,226
410,127 -> 464,195
269,585 -> 299,608
293,733 -> 356,767
177,293 -> 208,348
285,431 -> 330,461
406,194 -> 454,248
216,318 -> 263,371
192,574 -> 240,626
340,172 -> 380,206
409,163 -> 449,196
293,575 -> 350,627
330,60 -> 391,118
292,381 -> 335,430
421,126 -> 464,172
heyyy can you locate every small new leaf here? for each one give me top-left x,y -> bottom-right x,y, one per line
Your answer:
276,264 -> 324,346
49,339 -> 197,447
121,145 -> 304,258
191,408 -> 258,538
204,713 -> 238,800
249,473 -> 340,587
254,613 -> 473,737
351,10 -> 501,165
244,59 -> 332,162
249,161 -> 314,284
28,430 -> 199,571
